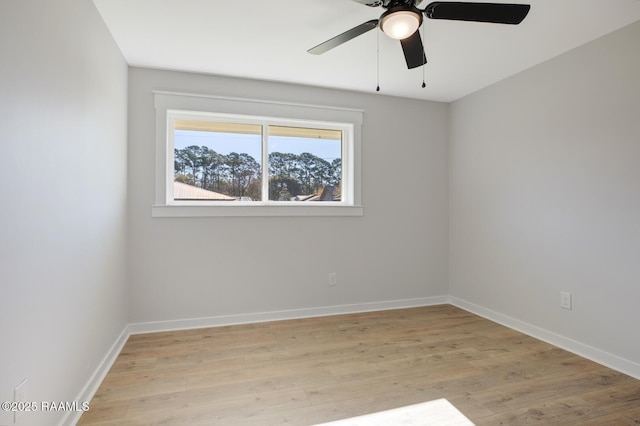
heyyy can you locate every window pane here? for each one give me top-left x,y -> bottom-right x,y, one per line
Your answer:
268,125 -> 342,202
173,120 -> 262,201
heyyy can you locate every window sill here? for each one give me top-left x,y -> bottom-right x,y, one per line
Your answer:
151,204 -> 364,218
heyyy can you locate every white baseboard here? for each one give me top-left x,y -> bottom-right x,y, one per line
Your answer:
62,324 -> 130,426
449,296 -> 640,380
128,296 -> 449,335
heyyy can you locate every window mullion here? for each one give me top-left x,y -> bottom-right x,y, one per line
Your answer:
261,124 -> 269,204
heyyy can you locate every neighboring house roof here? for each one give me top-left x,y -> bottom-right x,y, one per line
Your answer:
293,194 -> 318,202
293,185 -> 339,202
174,181 -> 235,201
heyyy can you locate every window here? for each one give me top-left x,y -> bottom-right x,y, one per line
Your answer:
153,92 -> 363,217
170,115 -> 347,204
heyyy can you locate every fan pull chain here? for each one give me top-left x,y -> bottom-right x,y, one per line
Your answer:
376,29 -> 380,92
421,22 -> 426,88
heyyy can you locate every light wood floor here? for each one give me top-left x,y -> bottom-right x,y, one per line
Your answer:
78,305 -> 640,425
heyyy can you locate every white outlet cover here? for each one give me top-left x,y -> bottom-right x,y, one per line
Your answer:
560,292 -> 572,310
329,273 -> 337,286
14,379 -> 28,421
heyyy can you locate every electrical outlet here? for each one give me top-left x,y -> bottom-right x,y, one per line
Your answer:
560,292 -> 572,310
329,272 -> 337,286
14,379 -> 28,422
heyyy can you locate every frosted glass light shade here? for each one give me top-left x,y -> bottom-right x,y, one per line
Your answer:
380,10 -> 421,40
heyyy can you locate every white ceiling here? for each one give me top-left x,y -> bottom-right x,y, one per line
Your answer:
93,0 -> 640,102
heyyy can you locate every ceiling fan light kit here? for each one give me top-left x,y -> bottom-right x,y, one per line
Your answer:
309,1 -> 531,73
380,7 -> 422,40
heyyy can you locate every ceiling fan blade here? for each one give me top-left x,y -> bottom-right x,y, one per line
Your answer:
350,0 -> 383,6
400,30 -> 427,69
424,2 -> 530,24
308,20 -> 379,55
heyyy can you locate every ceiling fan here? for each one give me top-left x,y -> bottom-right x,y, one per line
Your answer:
308,1 -> 531,69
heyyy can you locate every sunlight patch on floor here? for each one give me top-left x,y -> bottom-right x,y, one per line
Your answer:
314,398 -> 475,426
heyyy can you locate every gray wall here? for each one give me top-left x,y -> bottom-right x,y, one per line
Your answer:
0,1 -> 129,424
450,22 -> 640,369
128,67 -> 450,323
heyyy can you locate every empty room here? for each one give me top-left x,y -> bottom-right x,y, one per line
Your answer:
1,0 -> 639,425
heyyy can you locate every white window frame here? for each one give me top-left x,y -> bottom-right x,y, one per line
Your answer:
152,91 -> 364,217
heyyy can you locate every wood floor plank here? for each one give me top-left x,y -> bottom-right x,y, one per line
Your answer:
78,305 -> 640,425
